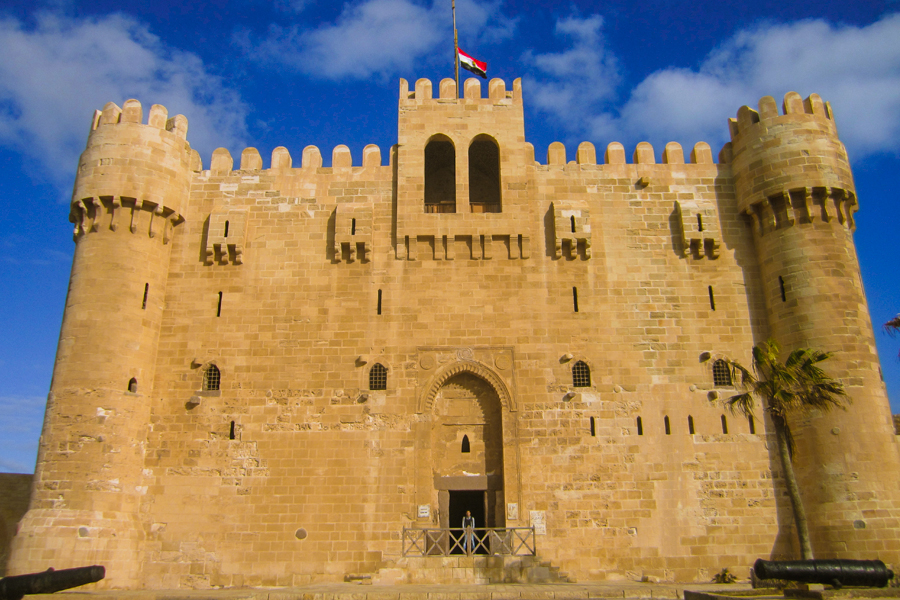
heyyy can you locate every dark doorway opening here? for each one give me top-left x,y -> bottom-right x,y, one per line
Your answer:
449,490 -> 486,554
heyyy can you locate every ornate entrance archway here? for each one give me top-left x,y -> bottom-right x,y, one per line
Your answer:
413,358 -> 520,531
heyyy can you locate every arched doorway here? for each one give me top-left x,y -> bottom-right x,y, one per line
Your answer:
430,372 -> 505,545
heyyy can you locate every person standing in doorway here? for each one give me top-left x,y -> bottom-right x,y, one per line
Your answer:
462,510 -> 475,555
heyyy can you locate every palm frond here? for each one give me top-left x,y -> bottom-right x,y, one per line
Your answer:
885,315 -> 900,337
725,392 -> 755,418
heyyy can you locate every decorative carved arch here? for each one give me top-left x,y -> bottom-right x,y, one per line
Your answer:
418,360 -> 515,413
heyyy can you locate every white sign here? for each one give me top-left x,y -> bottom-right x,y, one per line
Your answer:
417,504 -> 430,519
507,503 -> 518,520
530,510 -> 546,535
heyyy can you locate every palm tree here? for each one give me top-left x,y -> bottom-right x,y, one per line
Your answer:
724,339 -> 849,560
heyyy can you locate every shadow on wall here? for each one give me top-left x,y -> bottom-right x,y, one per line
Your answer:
0,473 -> 33,576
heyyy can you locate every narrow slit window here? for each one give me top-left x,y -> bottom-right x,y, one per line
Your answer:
697,214 -> 704,232
128,378 -> 138,393
217,292 -> 223,317
713,359 -> 732,387
461,435 -> 470,453
708,286 -> 716,311
664,415 -> 671,435
351,218 -> 356,235
589,416 -> 596,437
229,420 -> 235,440
369,363 -> 387,391
573,287 -> 579,313
572,361 -> 591,387
721,415 -> 728,434
570,216 -> 576,233
779,276 -> 786,302
377,289 -> 382,315
688,415 -> 695,435
224,220 -> 229,238
142,283 -> 149,310
748,415 -> 756,434
636,416 -> 643,436
203,364 -> 221,391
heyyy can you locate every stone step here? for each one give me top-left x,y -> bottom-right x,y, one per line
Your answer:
369,554 -> 572,585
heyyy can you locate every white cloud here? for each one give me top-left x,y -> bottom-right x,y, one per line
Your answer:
524,15 -> 619,127
526,13 -> 900,161
0,13 -> 249,190
244,0 -> 516,80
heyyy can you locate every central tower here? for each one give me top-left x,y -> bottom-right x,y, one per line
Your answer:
395,77 -> 533,261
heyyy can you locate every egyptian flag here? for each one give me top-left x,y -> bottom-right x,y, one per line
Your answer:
458,48 -> 487,79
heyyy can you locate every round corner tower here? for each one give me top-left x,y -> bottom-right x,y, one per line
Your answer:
7,99 -> 193,587
729,92 -> 900,562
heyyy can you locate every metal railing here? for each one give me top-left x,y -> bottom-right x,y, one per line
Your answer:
401,527 -> 536,557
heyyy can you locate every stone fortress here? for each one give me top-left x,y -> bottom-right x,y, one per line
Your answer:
5,76 -> 900,589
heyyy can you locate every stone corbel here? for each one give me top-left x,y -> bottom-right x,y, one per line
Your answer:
89,197 -> 104,232
148,204 -> 164,238
129,200 -> 140,234
109,197 -> 122,231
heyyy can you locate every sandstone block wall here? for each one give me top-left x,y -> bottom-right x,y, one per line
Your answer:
7,79 -> 899,589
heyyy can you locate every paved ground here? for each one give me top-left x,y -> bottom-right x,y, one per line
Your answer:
20,581 -> 760,600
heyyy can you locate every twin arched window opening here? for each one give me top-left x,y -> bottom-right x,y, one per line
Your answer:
369,363 -> 387,391
424,135 -> 500,213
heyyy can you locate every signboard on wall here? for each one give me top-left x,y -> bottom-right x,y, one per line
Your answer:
530,510 -> 546,535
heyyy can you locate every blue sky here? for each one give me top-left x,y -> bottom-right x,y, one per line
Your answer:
1,0 -> 899,473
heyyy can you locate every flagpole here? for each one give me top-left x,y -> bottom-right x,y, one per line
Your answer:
452,0 -> 459,98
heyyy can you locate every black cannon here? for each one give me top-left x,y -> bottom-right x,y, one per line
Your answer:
0,565 -> 105,600
754,558 -> 894,589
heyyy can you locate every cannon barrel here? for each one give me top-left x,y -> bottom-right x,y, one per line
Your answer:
754,559 -> 894,588
0,566 -> 105,600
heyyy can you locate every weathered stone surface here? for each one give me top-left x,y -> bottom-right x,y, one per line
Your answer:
6,84 -> 900,591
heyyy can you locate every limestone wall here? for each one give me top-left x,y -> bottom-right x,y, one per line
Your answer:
11,80 -> 899,590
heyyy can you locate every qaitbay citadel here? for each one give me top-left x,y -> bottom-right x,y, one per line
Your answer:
4,75 -> 900,590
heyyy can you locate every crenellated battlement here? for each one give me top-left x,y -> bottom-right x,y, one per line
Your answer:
399,77 -> 522,105
89,99 -> 189,140
71,99 -> 195,243
539,140 -> 715,167
727,91 -> 856,233
207,143 -> 388,174
726,92 -> 835,143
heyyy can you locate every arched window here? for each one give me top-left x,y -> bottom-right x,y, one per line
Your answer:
424,136 -> 455,213
369,363 -> 387,391
468,135 -> 501,213
127,378 -> 138,393
572,361 -> 591,387
713,359 -> 732,387
203,364 -> 221,391
461,435 -> 470,453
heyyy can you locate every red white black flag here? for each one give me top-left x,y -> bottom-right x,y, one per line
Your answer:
458,48 -> 487,79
